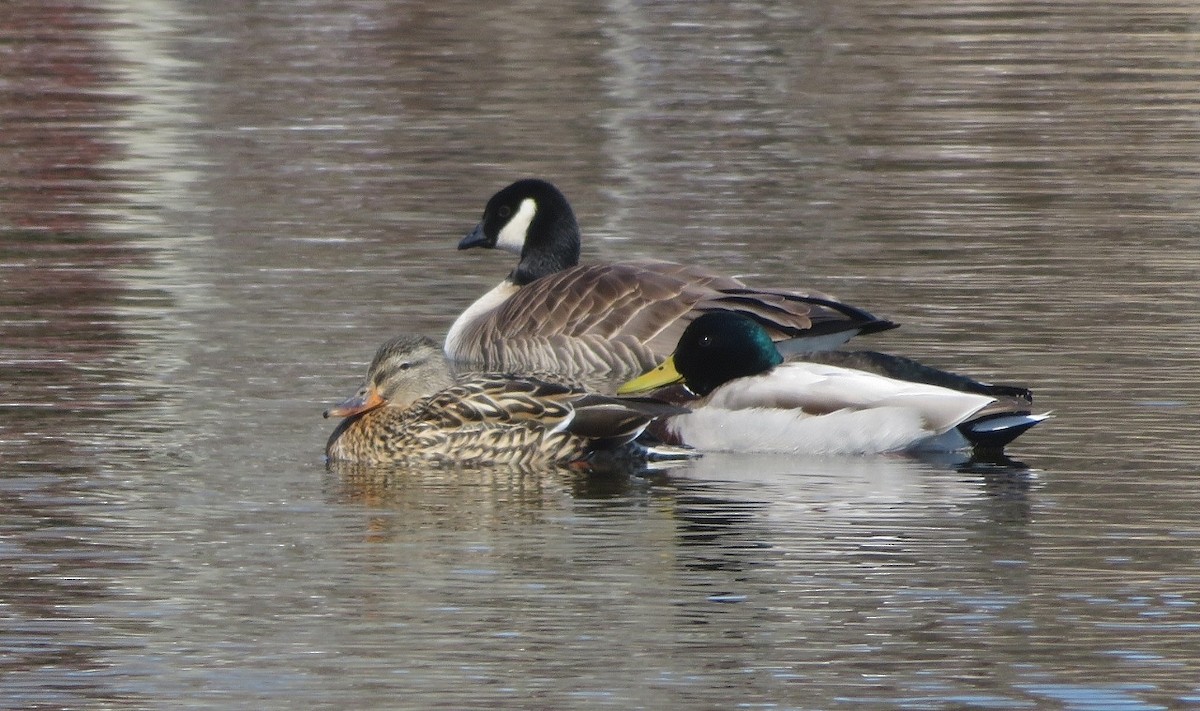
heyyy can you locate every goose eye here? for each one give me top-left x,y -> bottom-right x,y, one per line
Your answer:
497,205 -> 511,219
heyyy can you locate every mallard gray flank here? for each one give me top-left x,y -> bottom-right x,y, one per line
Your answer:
618,311 -> 1049,455
447,179 -> 897,376
324,334 -> 696,469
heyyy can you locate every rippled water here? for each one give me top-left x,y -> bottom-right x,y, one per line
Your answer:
2,1 -> 1199,708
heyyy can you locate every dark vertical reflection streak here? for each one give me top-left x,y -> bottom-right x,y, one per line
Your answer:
0,2 -> 171,705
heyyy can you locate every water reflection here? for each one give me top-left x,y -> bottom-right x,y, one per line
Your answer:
325,461 -> 577,536
317,455 -> 1048,705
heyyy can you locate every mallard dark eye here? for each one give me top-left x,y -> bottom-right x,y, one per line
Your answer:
399,362 -> 412,370
699,335 -> 713,347
497,205 -> 511,219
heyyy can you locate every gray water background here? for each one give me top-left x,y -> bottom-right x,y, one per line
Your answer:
2,1 -> 1199,708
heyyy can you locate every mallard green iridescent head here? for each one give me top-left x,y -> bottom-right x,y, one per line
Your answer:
619,311 -> 784,397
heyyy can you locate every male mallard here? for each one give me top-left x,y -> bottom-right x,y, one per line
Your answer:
618,311 -> 1048,455
324,334 -> 696,469
447,179 -> 896,375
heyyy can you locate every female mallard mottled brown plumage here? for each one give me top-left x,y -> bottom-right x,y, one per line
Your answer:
324,334 -> 695,469
447,179 -> 897,376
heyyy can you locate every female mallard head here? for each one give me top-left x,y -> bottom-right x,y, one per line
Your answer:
324,335 -> 454,418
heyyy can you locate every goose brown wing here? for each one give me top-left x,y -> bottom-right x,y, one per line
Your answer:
489,261 -> 729,341
493,260 -> 891,344
607,261 -> 895,343
464,260 -> 894,373
696,289 -> 899,341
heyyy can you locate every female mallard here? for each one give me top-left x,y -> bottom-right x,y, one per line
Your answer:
447,179 -> 896,376
617,311 -> 1048,455
324,334 -> 696,469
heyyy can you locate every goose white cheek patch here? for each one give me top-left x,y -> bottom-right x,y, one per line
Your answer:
495,198 -> 537,254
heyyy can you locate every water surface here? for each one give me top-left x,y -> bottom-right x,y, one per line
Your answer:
2,1 -> 1199,708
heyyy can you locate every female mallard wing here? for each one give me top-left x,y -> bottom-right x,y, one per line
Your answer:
413,375 -> 579,430
412,373 -> 690,448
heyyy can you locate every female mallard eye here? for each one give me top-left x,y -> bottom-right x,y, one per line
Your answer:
497,205 -> 511,219
399,362 -> 412,370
